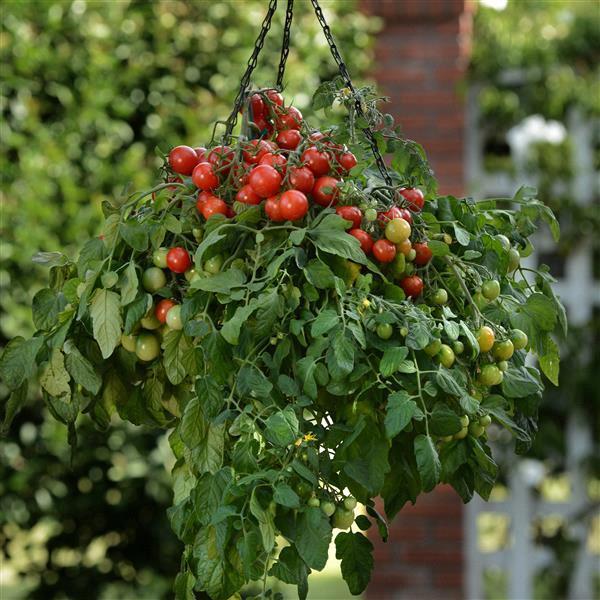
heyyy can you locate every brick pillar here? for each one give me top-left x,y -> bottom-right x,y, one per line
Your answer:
360,2 -> 474,599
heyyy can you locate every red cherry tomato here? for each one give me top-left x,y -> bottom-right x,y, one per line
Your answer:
192,162 -> 219,191
309,131 -> 325,142
279,190 -> 309,221
399,207 -> 413,225
201,195 -> 228,219
302,147 -> 331,176
248,93 -> 266,120
289,167 -> 315,194
236,185 -> 261,205
226,206 -> 236,218
276,129 -> 302,150
401,275 -> 424,298
155,299 -> 177,324
336,206 -> 363,229
377,206 -> 403,224
413,242 -> 433,266
259,152 -> 287,176
208,145 -> 234,172
338,152 -> 357,172
167,247 -> 191,273
373,239 -> 397,263
168,145 -> 199,176
196,190 -> 214,213
399,188 -> 425,211
265,196 -> 283,221
243,139 -> 271,165
249,164 -> 282,198
265,89 -> 284,107
275,106 -> 303,130
254,116 -> 272,135
194,147 -> 207,162
312,176 -> 340,207
349,229 -> 374,254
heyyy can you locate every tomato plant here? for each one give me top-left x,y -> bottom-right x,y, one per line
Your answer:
0,80 -> 565,600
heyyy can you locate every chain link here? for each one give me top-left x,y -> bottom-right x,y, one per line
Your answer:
309,0 -> 393,185
276,0 -> 294,90
223,0 -> 278,143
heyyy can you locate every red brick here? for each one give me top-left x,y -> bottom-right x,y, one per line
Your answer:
434,569 -> 464,588
402,548 -> 463,564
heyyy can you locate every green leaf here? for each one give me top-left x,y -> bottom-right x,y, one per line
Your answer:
414,434 -> 441,492
460,322 -> 480,358
384,391 -> 418,439
539,336 -> 559,386
0,336 -> 43,391
379,346 -> 409,377
436,367 -> 467,397
193,423 -> 225,475
296,507 -> 332,570
90,288 -> 122,359
512,293 -> 557,332
332,330 -> 354,374
430,403 -> 462,436
428,240 -> 450,257
32,288 -> 63,330
274,483 -> 300,508
250,489 -> 276,553
453,224 -> 470,246
296,356 -> 318,400
309,214 -> 367,264
64,342 -> 102,395
162,330 -> 196,385
40,348 -> 71,398
269,546 -> 309,599
406,321 -> 431,350
124,294 -> 152,335
304,259 -> 335,289
191,269 -> 246,294
180,396 -> 207,449
335,531 -> 374,595
1,381 -> 28,434
264,406 -> 299,447
119,261 -> 138,306
119,221 -> 148,251
501,366 -> 541,398
237,365 -> 273,399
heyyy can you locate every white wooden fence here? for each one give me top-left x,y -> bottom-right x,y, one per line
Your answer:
464,89 -> 600,600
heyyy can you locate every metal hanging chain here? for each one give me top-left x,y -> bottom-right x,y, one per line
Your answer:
309,0 -> 393,185
276,0 -> 294,90
223,0 -> 278,143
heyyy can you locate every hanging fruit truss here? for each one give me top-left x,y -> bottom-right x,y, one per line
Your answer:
0,0 -> 566,598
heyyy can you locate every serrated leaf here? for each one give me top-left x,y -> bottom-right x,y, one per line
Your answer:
64,343 -> 101,395
40,348 -> 71,398
273,483 -> 300,508
428,240 -> 450,257
384,391 -> 417,439
264,406 -> 299,447
310,309 -> 339,337
436,367 -> 467,397
379,346 -> 409,377
1,381 -> 28,433
430,403 -> 462,436
501,366 -> 541,398
414,434 -> 441,492
90,288 -> 122,359
162,330 -> 195,385
32,288 -> 64,330
0,336 -> 43,391
335,532 -> 374,595
119,261 -> 138,306
296,507 -> 332,570
119,221 -> 148,251
309,214 -> 367,264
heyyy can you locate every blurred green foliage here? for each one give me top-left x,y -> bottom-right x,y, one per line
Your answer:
0,0 -> 377,340
0,2 -> 375,597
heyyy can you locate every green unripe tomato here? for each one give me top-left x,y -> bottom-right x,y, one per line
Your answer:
332,507 -> 355,530
479,364 -> 502,386
473,291 -> 489,311
320,501 -> 336,517
425,339 -> 442,357
481,280 -> 501,301
135,333 -> 160,362
343,496 -> 357,511
406,249 -> 417,262
442,233 -> 453,245
184,268 -> 197,282
403,262 -> 415,276
507,248 -> 520,272
493,339 -> 514,361
204,255 -> 223,274
452,340 -> 465,355
307,497 -> 321,508
142,267 -> 167,293
231,258 -> 246,272
152,247 -> 169,269
497,360 -> 509,372
364,208 -> 378,222
385,218 -> 411,243
432,289 -> 448,305
440,435 -> 453,443
390,253 -> 406,278
400,326 -> 409,337
121,333 -> 137,352
460,415 -> 470,428
192,228 -> 203,242
376,323 -> 393,340
295,481 -> 312,500
469,422 -> 485,437
511,329 -> 528,350
454,426 -> 468,440
479,415 -> 492,427
166,305 -> 183,330
438,344 -> 455,368
141,312 -> 161,330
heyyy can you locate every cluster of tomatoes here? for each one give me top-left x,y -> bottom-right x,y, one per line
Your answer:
166,89 -> 432,300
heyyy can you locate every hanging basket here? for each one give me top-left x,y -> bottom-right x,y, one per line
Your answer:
0,1 -> 565,598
